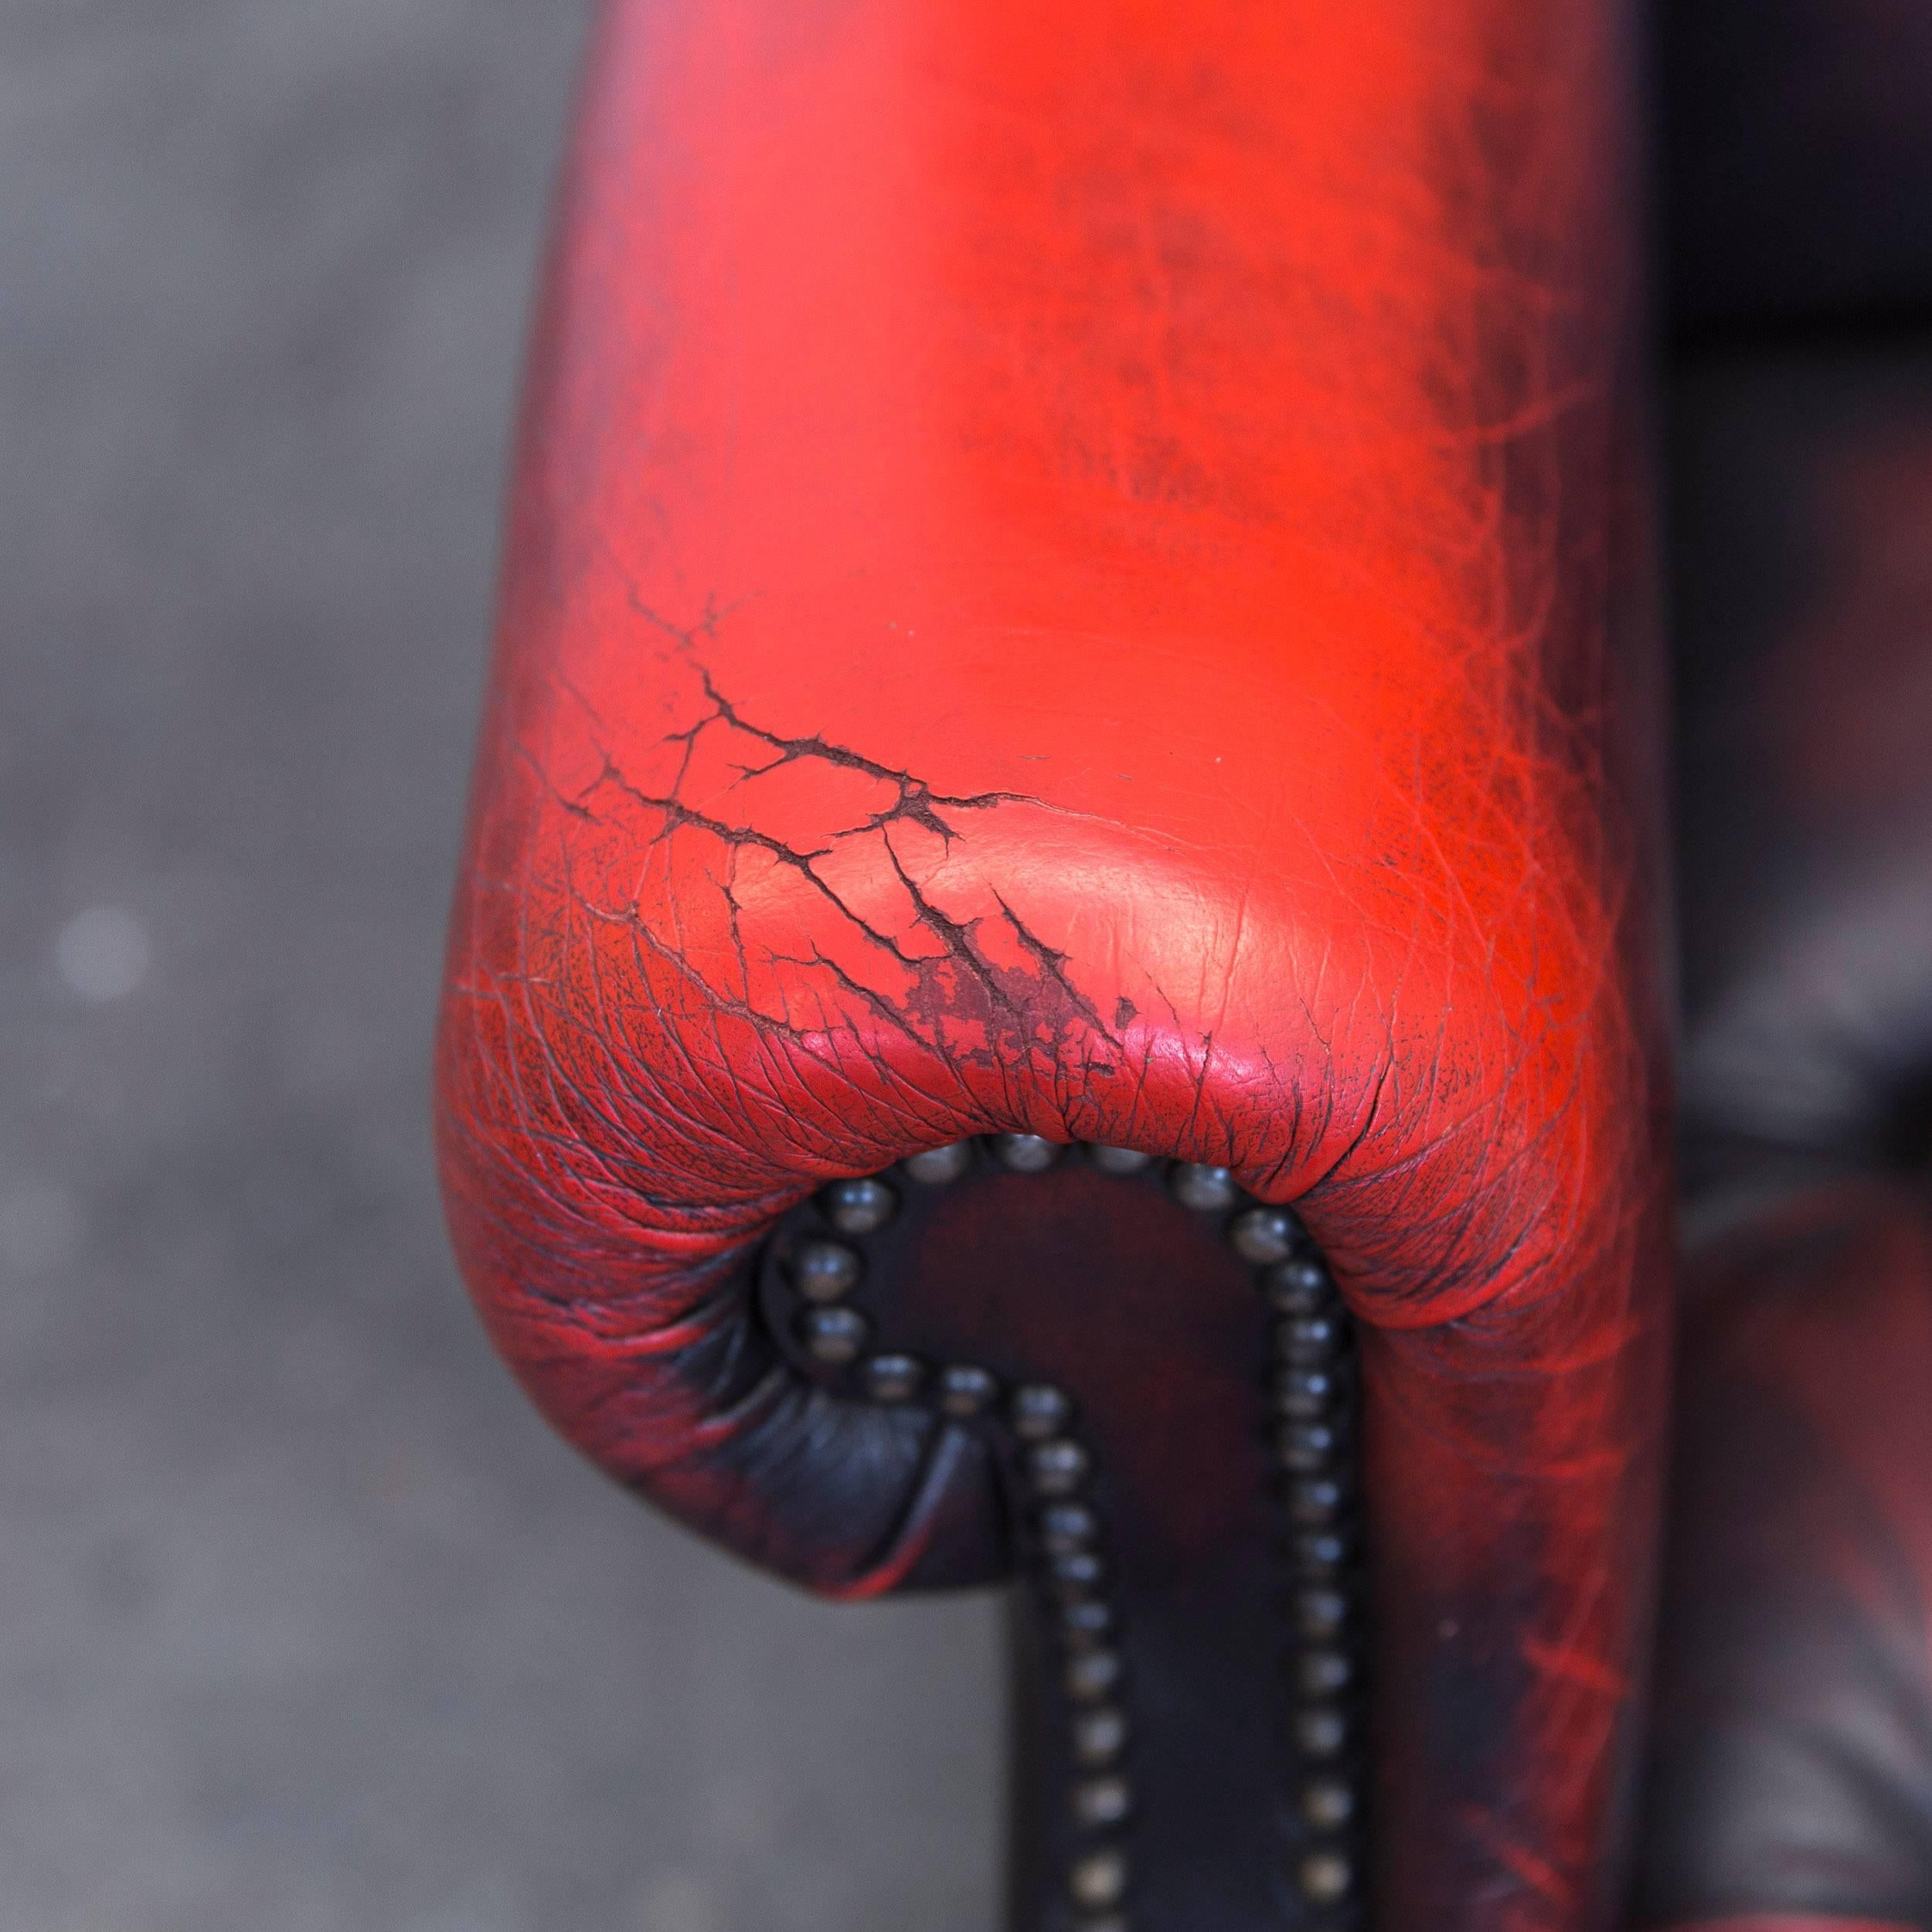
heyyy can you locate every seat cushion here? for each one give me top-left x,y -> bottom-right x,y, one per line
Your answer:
1636,1179 -> 1932,1929
1673,349 -> 1932,1201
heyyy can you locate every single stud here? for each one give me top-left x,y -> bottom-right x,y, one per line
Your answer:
1027,1438 -> 1091,1497
1068,1849 -> 1129,1911
862,1353 -> 925,1403
817,1175 -> 899,1236
1299,1850 -> 1354,1906
1071,1774 -> 1133,1828
937,1363 -> 1000,1418
1049,1549 -> 1107,1595
1286,1475 -> 1346,1525
1071,1705 -> 1128,1766
1262,1255 -> 1335,1316
1038,1502 -> 1100,1556
1301,1776 -> 1356,1831
795,1304 -> 869,1366
1294,1526 -> 1349,1573
1062,1598 -> 1116,1647
995,1132 -> 1060,1172
1295,1704 -> 1349,1759
1298,1646 -> 1354,1699
1275,1366 -> 1341,1420
1295,1586 -> 1350,1641
1087,1144 -> 1154,1175
1228,1205 -> 1304,1265
1168,1162 -> 1239,1212
1010,1383 -> 1075,1440
1065,1648 -> 1124,1702
1277,1314 -> 1343,1365
903,1141 -> 973,1185
787,1238 -> 862,1303
1279,1420 -> 1342,1473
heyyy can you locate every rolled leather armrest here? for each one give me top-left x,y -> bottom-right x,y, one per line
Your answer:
435,2 -> 1672,1924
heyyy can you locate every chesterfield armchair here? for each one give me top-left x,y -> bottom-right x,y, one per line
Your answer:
434,0 -> 1932,1924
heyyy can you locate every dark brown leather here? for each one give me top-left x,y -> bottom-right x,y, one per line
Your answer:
1664,0 -> 1932,335
1634,1179 -> 1932,1930
1645,109 -> 1932,1917
1672,352 -> 1932,1206
748,1150 -> 1369,1930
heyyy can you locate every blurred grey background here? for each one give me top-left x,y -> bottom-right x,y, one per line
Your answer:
0,3 -> 1000,1927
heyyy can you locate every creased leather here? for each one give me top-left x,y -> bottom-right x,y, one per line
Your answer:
1633,1181 -> 1932,1931
1644,345 -> 1932,1932
1674,357 -> 1932,1209
434,2 -> 1673,1923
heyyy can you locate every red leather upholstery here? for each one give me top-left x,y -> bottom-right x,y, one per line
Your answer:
435,2 -> 1672,1923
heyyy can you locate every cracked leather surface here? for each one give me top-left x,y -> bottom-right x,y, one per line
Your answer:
434,2 -> 1673,1925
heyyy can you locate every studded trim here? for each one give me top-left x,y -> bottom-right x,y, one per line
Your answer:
769,1137 -> 1366,1929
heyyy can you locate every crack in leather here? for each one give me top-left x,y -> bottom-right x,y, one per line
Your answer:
560,657 -> 1122,1063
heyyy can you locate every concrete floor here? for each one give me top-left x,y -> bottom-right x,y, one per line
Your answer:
0,4 -> 1002,1927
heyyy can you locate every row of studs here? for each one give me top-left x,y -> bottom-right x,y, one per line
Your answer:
787,1136 -> 1136,1927
1233,1203 -> 1365,1913
1061,1152 -> 1365,1915
778,1135 -> 1364,1926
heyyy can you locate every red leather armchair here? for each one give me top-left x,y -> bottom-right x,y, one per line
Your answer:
437,3 -> 1674,1926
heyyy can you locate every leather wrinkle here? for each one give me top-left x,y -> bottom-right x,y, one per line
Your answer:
1634,1185 -> 1932,1930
